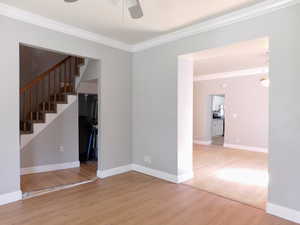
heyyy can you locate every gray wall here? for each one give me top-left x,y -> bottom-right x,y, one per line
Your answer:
82,60 -> 99,81
0,15 -> 131,195
193,74 -> 269,149
21,100 -> 79,168
132,5 -> 300,210
78,81 -> 98,94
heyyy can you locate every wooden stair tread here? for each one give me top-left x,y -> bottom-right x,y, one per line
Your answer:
29,119 -> 45,124
21,130 -> 33,135
61,92 -> 77,96
40,110 -> 57,113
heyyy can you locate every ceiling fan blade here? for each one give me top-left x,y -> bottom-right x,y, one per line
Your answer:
110,0 -> 122,6
127,0 -> 143,19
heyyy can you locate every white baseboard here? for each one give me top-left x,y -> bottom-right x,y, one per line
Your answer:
132,164 -> 193,183
132,164 -> 178,183
97,164 -> 132,179
177,171 -> 194,183
0,190 -> 22,206
223,143 -> 268,153
97,164 -> 193,184
193,140 -> 212,145
267,202 -> 300,223
21,161 -> 80,175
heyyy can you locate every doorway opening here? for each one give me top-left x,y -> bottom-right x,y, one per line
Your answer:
78,81 -> 99,176
179,37 -> 269,210
19,44 -> 99,197
211,95 -> 225,146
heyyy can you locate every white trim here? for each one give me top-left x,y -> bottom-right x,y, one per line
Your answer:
177,171 -> 194,183
0,190 -> 22,206
21,161 -> 80,175
132,164 -> 178,183
0,3 -> 131,52
132,164 -> 193,183
194,67 -> 269,82
267,202 -> 300,223
97,164 -> 132,179
97,164 -> 193,183
193,140 -> 212,145
0,1 -> 299,52
131,0 -> 300,52
224,143 -> 268,153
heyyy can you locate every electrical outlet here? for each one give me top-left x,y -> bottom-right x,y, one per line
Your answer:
59,146 -> 64,152
144,156 -> 152,164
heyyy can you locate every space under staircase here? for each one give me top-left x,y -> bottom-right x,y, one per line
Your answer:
20,56 -> 86,148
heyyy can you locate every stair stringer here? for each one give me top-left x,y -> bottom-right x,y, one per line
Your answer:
75,58 -> 89,90
20,57 -> 89,149
20,95 -> 77,149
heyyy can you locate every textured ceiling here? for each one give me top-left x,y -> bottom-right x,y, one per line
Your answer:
0,0 -> 265,44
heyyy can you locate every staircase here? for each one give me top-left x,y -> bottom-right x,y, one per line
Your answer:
20,56 -> 85,147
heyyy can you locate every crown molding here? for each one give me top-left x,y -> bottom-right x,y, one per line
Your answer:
0,0 -> 299,53
194,67 -> 269,81
0,3 -> 132,52
131,0 -> 300,52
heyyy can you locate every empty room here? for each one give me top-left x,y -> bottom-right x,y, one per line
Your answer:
184,38 -> 269,209
1,1 -> 300,225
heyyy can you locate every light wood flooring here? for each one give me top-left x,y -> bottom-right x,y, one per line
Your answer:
185,144 -> 268,209
211,135 -> 224,145
21,162 -> 97,193
0,172 -> 295,225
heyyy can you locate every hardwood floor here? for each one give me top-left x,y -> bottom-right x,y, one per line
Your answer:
185,144 -> 268,209
0,172 -> 295,225
211,135 -> 224,145
21,162 -> 97,193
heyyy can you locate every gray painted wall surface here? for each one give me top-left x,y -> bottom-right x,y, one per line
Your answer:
132,5 -> 300,210
78,82 -> 98,94
193,74 -> 269,149
21,100 -> 79,168
82,60 -> 99,81
0,15 -> 131,195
